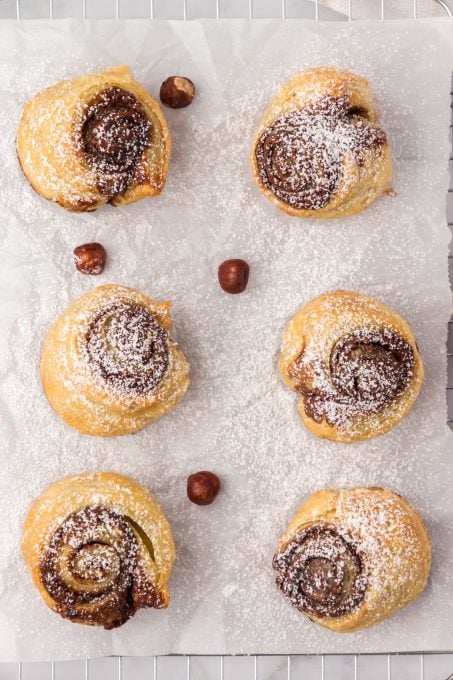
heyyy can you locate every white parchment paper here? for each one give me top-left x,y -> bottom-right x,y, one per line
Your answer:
0,17 -> 452,661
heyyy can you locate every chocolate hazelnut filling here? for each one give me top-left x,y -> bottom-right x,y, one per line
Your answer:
40,506 -> 160,629
295,327 -> 414,427
273,523 -> 367,618
254,96 -> 386,210
86,301 -> 169,397
81,86 -> 152,199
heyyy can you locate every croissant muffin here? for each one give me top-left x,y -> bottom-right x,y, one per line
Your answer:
22,472 -> 175,629
279,290 -> 423,442
273,487 -> 431,632
17,65 -> 170,211
251,67 -> 392,218
41,284 -> 190,436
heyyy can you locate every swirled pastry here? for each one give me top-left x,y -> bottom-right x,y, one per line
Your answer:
22,472 -> 175,629
41,284 -> 190,436
273,487 -> 431,632
251,67 -> 392,218
17,65 -> 170,211
279,290 -> 423,442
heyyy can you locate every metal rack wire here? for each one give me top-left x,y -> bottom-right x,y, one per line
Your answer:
1,0 -> 453,678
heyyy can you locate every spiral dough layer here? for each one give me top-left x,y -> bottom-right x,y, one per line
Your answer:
251,67 -> 393,218
255,97 -> 386,211
16,66 -> 171,211
296,326 -> 415,427
85,301 -> 169,398
273,523 -> 367,618
40,285 -> 190,436
40,506 -> 159,629
81,86 -> 152,199
273,488 -> 432,632
22,472 -> 176,629
278,290 -> 424,442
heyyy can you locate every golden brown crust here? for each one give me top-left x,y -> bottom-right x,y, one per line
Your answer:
278,290 -> 424,442
40,284 -> 190,436
17,65 -> 171,212
22,471 -> 175,628
274,487 -> 431,632
250,67 -> 393,218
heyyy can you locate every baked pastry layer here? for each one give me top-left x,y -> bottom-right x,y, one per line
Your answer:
273,487 -> 431,632
279,290 -> 423,442
41,284 -> 190,436
17,65 -> 170,211
22,471 -> 175,629
251,67 -> 392,218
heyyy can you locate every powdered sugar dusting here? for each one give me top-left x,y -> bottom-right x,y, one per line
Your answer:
0,18 -> 452,660
285,297 -> 416,435
41,506 -> 149,629
85,301 -> 169,397
255,95 -> 386,210
273,489 -> 430,628
273,522 -> 368,618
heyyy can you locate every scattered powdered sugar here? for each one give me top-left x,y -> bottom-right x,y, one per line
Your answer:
273,489 -> 429,627
0,18 -> 452,660
273,522 -> 368,618
255,94 -> 386,210
288,309 -> 416,433
41,505 -> 160,629
85,300 -> 170,397
79,86 -> 152,200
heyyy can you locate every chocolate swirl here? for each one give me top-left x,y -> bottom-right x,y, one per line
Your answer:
273,523 -> 367,618
81,87 -> 152,198
40,507 -> 160,629
254,96 -> 386,210
86,301 -> 169,397
295,327 -> 414,427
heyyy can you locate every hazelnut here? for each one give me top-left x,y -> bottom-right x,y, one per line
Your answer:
160,76 -> 195,109
187,471 -> 221,506
73,242 -> 106,275
218,259 -> 249,294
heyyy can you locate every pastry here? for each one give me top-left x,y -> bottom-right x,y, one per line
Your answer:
41,284 -> 190,436
279,290 -> 423,442
22,472 -> 175,629
17,65 -> 170,211
251,67 -> 392,218
273,487 -> 431,632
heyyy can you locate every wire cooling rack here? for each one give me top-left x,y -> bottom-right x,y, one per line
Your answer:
0,0 -> 452,678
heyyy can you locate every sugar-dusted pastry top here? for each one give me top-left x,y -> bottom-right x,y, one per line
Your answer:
17,66 -> 171,211
255,96 -> 387,211
279,290 -> 423,442
86,300 -> 170,398
291,325 -> 415,428
81,86 -> 153,199
251,67 -> 393,219
22,472 -> 175,629
40,284 -> 190,436
273,488 -> 432,632
273,522 -> 367,618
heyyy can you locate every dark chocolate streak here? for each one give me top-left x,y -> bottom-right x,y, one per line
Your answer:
273,523 -> 367,618
40,506 -> 160,629
86,301 -> 169,397
254,96 -> 386,210
81,86 -> 152,199
296,327 -> 414,427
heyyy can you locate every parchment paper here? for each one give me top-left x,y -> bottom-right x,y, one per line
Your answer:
0,17 -> 452,662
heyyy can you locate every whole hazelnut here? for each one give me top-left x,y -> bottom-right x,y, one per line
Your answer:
187,471 -> 221,506
218,259 -> 249,294
160,76 -> 195,109
73,242 -> 106,275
